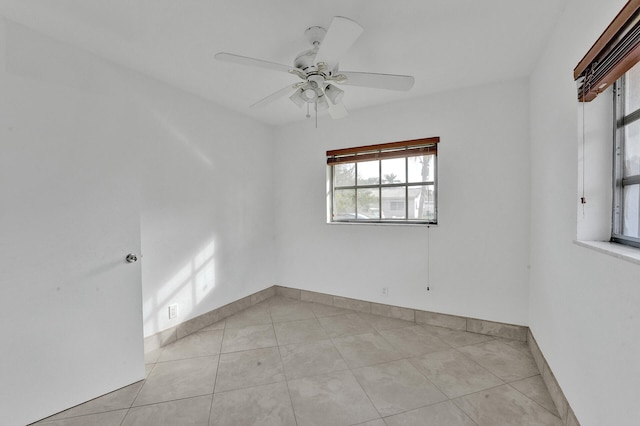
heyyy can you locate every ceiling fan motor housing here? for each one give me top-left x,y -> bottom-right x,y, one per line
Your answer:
294,25 -> 328,72
294,48 -> 318,72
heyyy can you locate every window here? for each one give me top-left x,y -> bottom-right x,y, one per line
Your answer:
575,0 -> 640,249
327,137 -> 438,224
613,65 -> 640,248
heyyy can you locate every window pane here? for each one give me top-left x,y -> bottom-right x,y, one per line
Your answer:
381,187 -> 406,219
357,160 -> 379,185
624,121 -> 640,177
334,163 -> 355,187
409,185 -> 436,221
623,184 -> 639,238
381,158 -> 406,184
626,63 -> 640,113
357,188 -> 380,219
333,189 -> 355,220
408,155 -> 435,183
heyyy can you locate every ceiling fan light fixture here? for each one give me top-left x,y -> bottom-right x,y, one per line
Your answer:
316,94 -> 329,111
302,88 -> 317,102
324,84 -> 344,104
289,89 -> 307,108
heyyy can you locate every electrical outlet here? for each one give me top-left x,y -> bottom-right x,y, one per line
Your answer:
381,287 -> 389,296
168,304 -> 178,319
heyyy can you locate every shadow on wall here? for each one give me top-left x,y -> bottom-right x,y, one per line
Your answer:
148,103 -> 215,168
143,240 -> 216,335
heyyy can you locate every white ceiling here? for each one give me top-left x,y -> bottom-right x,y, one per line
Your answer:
0,0 -> 567,126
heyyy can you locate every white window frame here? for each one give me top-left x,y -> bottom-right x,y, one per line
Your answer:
612,70 -> 640,248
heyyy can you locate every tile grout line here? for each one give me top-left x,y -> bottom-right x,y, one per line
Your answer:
44,293 -> 560,425
506,381 -> 562,420
275,343 -> 300,426
333,319 -> 387,425
119,366 -> 154,425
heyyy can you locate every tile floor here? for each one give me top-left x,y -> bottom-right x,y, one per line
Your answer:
35,296 -> 562,426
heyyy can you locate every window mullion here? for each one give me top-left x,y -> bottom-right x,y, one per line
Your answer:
405,156 -> 409,219
379,158 -> 382,219
613,79 -> 625,237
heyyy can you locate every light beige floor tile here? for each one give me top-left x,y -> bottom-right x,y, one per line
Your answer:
275,287 -> 301,300
200,319 -> 226,332
274,318 -> 329,345
309,302 -> 354,317
357,313 -> 415,331
288,370 -> 380,426
510,375 -> 559,416
215,347 -> 284,393
280,339 -> 349,380
332,332 -> 403,368
267,296 -> 300,307
453,384 -> 563,426
122,395 -> 212,426
353,420 -> 386,426
221,324 -> 277,353
466,319 -> 527,341
37,299 -> 574,426
409,349 -> 503,398
383,400 -> 477,426
224,304 -> 272,329
144,347 -> 162,364
420,324 -> 495,348
379,325 -> 452,357
352,359 -> 447,416
157,330 -> 223,362
36,410 -> 128,426
317,313 -> 376,338
133,356 -> 217,406
497,338 -> 531,354
145,363 -> 154,377
270,302 -> 316,323
210,381 -> 296,426
457,340 -> 539,382
44,381 -> 143,420
333,296 -> 371,313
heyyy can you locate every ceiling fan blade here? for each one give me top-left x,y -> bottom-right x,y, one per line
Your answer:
328,101 -> 348,119
336,71 -> 415,91
314,17 -> 364,70
250,84 -> 301,108
215,52 -> 304,77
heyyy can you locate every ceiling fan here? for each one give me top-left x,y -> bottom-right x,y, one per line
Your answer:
215,16 -> 415,121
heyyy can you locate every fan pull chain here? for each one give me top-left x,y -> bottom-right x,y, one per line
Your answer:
426,225 -> 431,291
306,103 -> 310,118
581,85 -> 587,217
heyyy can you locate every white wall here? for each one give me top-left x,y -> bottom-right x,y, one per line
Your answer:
529,0 -> 640,424
133,67 -> 277,337
0,18 -> 276,424
0,20 -> 145,425
275,78 -> 531,326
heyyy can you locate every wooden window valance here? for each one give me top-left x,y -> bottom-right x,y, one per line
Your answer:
326,137 -> 439,165
574,0 -> 640,101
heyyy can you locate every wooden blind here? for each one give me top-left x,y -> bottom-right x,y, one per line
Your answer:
575,0 -> 640,102
326,137 -> 439,165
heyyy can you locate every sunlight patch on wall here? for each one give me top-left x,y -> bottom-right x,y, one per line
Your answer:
143,239 -> 216,334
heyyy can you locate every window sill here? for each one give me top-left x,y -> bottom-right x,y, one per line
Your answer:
574,240 -> 640,265
327,221 -> 438,228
